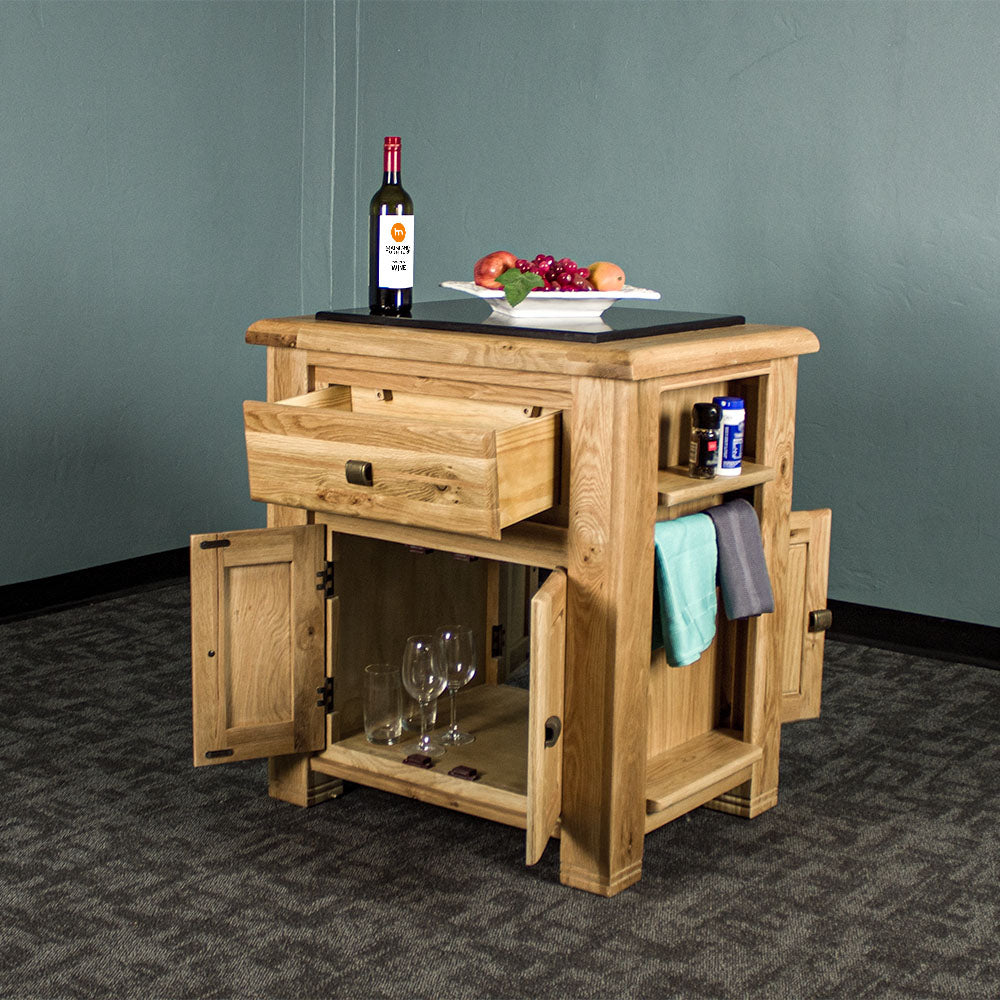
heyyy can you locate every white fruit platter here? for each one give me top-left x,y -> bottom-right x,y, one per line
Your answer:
440,280 -> 661,320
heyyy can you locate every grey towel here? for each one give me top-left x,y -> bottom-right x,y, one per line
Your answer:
704,499 -> 774,619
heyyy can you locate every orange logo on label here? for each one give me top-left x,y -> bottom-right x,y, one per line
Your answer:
390,222 -> 407,242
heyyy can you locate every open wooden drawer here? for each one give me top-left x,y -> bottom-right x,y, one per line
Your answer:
191,524 -> 566,866
243,386 -> 560,540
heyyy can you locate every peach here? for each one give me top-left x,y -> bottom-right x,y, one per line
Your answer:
588,261 -> 626,292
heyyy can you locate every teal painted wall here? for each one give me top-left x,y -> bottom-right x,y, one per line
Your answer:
1,1 -> 323,585
4,1 -> 997,630
323,1 -> 999,627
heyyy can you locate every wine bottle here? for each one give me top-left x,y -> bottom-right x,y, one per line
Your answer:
368,136 -> 414,315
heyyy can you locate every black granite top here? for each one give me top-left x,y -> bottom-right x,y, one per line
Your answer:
315,298 -> 745,344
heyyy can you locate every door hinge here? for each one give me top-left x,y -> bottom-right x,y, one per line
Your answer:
491,624 -> 505,659
316,561 -> 335,599
316,676 -> 334,713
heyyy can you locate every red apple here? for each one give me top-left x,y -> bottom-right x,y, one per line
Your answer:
474,251 -> 518,289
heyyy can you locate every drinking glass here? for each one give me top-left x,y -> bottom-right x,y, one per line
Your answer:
436,625 -> 477,746
362,663 -> 403,745
400,634 -> 448,759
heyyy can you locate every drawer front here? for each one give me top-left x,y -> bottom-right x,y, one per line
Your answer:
243,391 -> 560,540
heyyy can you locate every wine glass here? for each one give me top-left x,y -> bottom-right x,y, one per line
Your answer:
436,625 -> 477,746
400,634 -> 448,759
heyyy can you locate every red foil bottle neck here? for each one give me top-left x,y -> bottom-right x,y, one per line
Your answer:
383,136 -> 401,175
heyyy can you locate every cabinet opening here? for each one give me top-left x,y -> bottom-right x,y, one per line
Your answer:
655,377 -> 774,514
645,613 -> 762,828
657,376 -> 767,484
311,535 -> 565,860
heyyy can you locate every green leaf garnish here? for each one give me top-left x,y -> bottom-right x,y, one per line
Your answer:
496,268 -> 546,307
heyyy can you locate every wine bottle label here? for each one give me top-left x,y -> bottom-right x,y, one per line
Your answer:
377,214 -> 414,289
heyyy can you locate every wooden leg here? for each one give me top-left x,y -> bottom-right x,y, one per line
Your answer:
268,754 -> 344,807
559,377 -> 659,896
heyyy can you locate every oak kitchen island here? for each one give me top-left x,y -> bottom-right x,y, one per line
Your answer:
191,304 -> 830,897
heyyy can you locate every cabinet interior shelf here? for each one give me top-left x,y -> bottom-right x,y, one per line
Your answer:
312,684 -> 531,830
657,462 -> 775,509
645,729 -> 762,831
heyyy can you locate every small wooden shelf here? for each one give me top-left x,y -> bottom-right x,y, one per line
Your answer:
656,461 -> 775,509
645,729 -> 762,832
312,684 -> 531,830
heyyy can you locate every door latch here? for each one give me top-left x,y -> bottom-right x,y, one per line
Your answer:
808,609 -> 833,633
544,715 -> 562,748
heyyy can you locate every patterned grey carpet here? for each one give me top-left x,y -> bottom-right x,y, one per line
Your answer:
1,582 -> 998,1000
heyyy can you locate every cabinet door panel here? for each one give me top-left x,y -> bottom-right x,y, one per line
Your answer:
526,568 -> 566,865
780,509 -> 832,723
191,525 -> 327,765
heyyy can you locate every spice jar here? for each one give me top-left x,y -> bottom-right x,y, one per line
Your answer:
689,402 -> 721,479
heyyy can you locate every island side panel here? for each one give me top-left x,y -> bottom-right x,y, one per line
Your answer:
710,355 -> 798,817
560,376 -> 660,896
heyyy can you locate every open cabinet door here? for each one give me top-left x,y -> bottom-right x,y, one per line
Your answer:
780,509 -> 832,723
191,524 -> 328,765
526,568 -> 566,865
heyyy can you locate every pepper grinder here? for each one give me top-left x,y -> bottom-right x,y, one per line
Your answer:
689,402 -> 721,479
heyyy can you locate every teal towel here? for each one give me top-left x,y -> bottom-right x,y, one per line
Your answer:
652,514 -> 718,667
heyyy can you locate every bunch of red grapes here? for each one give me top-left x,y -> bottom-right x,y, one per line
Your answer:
514,254 -> 593,292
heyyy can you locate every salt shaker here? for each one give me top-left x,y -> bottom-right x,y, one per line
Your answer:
712,396 -> 745,477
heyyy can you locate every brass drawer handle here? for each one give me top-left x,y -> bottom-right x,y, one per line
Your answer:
345,460 -> 373,487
